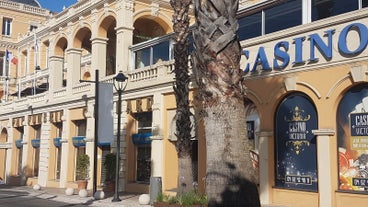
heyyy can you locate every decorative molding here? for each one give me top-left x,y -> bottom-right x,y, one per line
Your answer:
350,65 -> 367,83
257,131 -> 274,137
297,81 -> 322,99
284,76 -> 296,91
326,75 -> 350,99
244,88 -> 263,105
124,0 -> 134,11
151,3 -> 159,16
312,129 -> 335,136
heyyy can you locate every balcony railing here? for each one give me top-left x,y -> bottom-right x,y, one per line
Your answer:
0,0 -> 50,16
0,33 -> 187,113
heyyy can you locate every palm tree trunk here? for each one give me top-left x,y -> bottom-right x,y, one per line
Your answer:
170,0 -> 194,193
192,0 -> 260,206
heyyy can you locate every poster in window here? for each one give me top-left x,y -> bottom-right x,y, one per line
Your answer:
338,85 -> 368,192
275,94 -> 318,191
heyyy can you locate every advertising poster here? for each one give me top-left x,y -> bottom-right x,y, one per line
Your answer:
338,85 -> 368,192
275,94 -> 318,191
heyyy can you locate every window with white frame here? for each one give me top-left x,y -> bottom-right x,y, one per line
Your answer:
237,0 -> 367,41
134,112 -> 152,183
2,17 -> 12,36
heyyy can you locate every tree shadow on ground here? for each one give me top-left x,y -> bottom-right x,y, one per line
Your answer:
208,162 -> 261,207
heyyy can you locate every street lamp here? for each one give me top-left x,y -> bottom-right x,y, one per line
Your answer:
33,65 -> 41,95
112,71 -> 128,202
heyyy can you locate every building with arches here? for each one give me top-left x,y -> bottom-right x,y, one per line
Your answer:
0,0 -> 368,207
240,1 -> 368,207
0,0 -> 193,195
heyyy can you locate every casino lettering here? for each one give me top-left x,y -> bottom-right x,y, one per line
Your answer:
243,22 -> 368,72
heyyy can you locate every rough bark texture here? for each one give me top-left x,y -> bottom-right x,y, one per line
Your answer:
170,0 -> 194,193
192,0 -> 260,206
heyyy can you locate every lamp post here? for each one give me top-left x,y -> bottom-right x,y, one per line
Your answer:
33,65 -> 40,95
112,71 -> 128,202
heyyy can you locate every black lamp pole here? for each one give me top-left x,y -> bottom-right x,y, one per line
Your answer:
112,71 -> 128,202
79,69 -> 99,196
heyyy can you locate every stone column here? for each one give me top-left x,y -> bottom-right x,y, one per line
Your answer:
115,0 -> 134,72
312,129 -> 335,207
91,37 -> 108,77
37,112 -> 51,186
48,56 -> 64,93
66,48 -> 82,91
59,109 -> 69,188
258,131 -> 273,205
151,93 -> 164,177
21,115 -> 30,185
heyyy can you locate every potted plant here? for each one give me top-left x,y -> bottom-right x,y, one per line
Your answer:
103,153 -> 116,192
76,153 -> 90,189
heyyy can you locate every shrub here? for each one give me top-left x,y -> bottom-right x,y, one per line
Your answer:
76,154 -> 90,180
156,191 -> 207,206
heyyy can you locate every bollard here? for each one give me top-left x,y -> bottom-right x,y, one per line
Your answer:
149,176 -> 162,205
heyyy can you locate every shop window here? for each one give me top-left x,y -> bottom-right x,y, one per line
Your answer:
134,112 -> 152,183
15,127 -> 23,176
55,146 -> 62,180
33,125 -> 41,177
100,146 -> 111,185
137,146 -> 151,182
337,84 -> 368,192
72,120 -> 87,181
274,93 -> 318,191
265,0 -> 302,34
312,0 -> 358,21
17,147 -> 23,176
54,122 -> 62,180
2,17 -> 12,36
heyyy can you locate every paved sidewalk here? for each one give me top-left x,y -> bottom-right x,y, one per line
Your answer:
1,185 -> 150,207
1,185 -> 290,207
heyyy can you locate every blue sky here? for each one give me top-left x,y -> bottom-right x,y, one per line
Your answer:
37,0 -> 78,13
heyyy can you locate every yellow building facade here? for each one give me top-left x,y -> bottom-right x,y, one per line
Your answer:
240,1 -> 368,207
0,0 -> 193,195
0,0 -> 368,207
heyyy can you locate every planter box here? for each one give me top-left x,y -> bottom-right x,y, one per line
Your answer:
153,202 -> 207,207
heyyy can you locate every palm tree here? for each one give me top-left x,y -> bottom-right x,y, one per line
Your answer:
192,0 -> 260,206
170,0 -> 194,193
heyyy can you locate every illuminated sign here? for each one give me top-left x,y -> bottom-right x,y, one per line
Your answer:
275,94 -> 318,191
